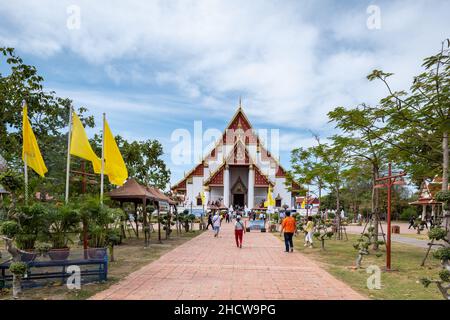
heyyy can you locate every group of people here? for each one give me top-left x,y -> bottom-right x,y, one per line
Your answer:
206,211 -> 245,247
279,212 -> 314,252
408,215 -> 435,230
205,210 -> 316,252
249,211 -> 266,222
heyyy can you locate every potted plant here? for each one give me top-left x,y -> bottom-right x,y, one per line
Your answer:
46,205 -> 80,261
82,199 -> 124,260
14,203 -> 48,261
9,261 -> 27,299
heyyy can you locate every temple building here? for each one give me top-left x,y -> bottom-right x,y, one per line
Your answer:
409,176 -> 449,221
171,103 -> 299,210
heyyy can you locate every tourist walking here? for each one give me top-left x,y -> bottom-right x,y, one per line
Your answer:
408,215 -> 416,229
304,216 -> 314,248
357,213 -> 362,224
234,215 -> 245,248
279,210 -> 286,224
280,211 -> 296,253
206,213 -> 213,230
212,212 -> 221,237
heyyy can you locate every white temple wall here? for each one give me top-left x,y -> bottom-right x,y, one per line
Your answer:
274,177 -> 292,208
186,181 -> 194,206
254,187 -> 268,208
185,176 -> 204,208
209,186 -> 224,203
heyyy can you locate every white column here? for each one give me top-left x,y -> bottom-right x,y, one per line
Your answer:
422,205 -> 426,221
248,165 -> 254,210
223,165 -> 230,207
205,188 -> 210,207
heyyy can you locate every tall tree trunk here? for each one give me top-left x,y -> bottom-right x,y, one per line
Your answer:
336,186 -> 341,240
318,183 -> 322,214
443,131 -> 449,189
372,164 -> 380,250
442,131 -> 449,246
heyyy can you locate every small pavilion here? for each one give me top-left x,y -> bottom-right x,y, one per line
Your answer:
109,178 -> 176,245
409,176 -> 449,221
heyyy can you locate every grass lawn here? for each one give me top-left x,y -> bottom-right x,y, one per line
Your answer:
397,233 -> 431,241
0,230 -> 202,300
275,233 -> 445,300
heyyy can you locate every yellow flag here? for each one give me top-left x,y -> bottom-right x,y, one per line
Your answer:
70,112 -> 101,174
104,119 -> 128,186
264,185 -> 275,207
22,104 -> 48,177
201,191 -> 206,206
301,197 -> 306,209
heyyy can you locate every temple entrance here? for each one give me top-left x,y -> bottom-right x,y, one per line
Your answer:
231,175 -> 247,208
233,193 -> 245,207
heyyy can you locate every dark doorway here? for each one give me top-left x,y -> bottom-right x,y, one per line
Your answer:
233,194 -> 245,207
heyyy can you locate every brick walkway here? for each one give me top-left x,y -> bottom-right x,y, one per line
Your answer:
91,220 -> 365,300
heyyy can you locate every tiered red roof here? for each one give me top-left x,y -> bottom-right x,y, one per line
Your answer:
254,166 -> 274,187
296,196 -> 320,205
409,176 -> 450,206
171,106 -> 287,192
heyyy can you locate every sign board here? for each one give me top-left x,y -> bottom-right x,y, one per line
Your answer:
159,201 -> 170,212
296,206 -> 319,216
176,207 -> 205,217
248,219 -> 265,230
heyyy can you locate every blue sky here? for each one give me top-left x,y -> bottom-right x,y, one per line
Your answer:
1,0 -> 449,188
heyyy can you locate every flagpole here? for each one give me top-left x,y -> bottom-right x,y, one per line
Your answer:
65,107 -> 73,204
24,153 -> 28,205
22,100 -> 29,205
100,113 -> 105,204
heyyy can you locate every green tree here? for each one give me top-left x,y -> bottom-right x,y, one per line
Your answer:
121,139 -> 171,189
366,40 -> 450,240
92,135 -> 171,190
290,143 -> 327,211
290,138 -> 349,238
328,106 -> 388,249
0,47 -> 94,196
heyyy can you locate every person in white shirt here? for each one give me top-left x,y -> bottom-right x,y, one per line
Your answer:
212,212 -> 222,237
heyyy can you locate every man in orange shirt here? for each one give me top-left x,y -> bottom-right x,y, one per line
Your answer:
280,211 -> 297,252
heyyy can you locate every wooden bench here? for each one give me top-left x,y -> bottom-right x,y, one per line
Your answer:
0,249 -> 108,289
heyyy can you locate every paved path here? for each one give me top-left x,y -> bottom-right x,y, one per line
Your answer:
345,222 -> 442,249
91,221 -> 364,300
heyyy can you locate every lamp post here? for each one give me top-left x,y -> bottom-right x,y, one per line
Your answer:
374,163 -> 406,271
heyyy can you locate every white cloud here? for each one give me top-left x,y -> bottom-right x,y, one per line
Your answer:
3,1 -> 449,129
2,0 -> 449,185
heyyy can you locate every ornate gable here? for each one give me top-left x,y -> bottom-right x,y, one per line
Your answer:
192,163 -> 204,176
254,166 -> 274,187
275,166 -> 286,178
204,164 -> 225,186
171,102 -> 287,191
226,106 -> 252,131
171,162 -> 203,191
225,140 -> 253,165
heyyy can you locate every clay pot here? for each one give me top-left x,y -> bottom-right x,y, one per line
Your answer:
48,248 -> 71,261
